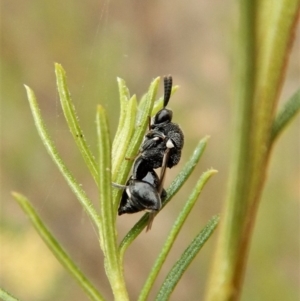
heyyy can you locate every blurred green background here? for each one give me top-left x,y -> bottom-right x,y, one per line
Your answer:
1,1 -> 299,300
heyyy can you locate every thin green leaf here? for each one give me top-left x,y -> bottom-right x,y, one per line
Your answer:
11,192 -> 104,301
112,94 -> 137,179
136,93 -> 150,126
24,85 -> 101,230
138,169 -> 217,301
97,104 -> 113,244
0,288 -> 19,301
96,106 -> 129,301
113,77 -> 131,150
271,88 -> 300,142
126,76 -> 160,160
112,77 -> 160,210
155,215 -> 220,301
119,136 -> 210,258
55,63 -> 98,184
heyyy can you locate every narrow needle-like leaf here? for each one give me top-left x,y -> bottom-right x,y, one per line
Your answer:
113,77 -> 131,151
138,169 -> 217,301
119,136 -> 210,257
271,88 -> 300,142
112,95 -> 137,179
96,106 -> 129,301
24,85 -> 101,231
11,192 -> 104,301
96,104 -> 114,246
155,215 -> 220,301
55,63 -> 98,184
125,77 -> 160,161
0,288 -> 19,301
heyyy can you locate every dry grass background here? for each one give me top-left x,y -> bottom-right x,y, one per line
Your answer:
1,1 -> 299,300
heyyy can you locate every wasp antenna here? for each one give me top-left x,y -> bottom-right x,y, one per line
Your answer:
163,75 -> 173,107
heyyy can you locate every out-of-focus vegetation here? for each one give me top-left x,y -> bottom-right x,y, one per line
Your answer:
1,1 -> 299,301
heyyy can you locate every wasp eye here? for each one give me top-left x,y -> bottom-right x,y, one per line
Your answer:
153,108 -> 173,125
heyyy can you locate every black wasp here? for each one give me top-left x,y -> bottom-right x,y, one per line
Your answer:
114,76 -> 184,230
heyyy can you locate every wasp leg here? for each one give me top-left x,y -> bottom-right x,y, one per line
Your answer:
146,147 -> 171,232
112,182 -> 128,189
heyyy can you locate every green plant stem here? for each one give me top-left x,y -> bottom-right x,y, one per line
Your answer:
96,106 -> 129,301
55,63 -> 98,185
155,215 -> 220,301
205,1 -> 300,300
24,85 -> 101,231
138,169 -> 217,301
11,192 -> 104,301
119,136 -> 210,258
